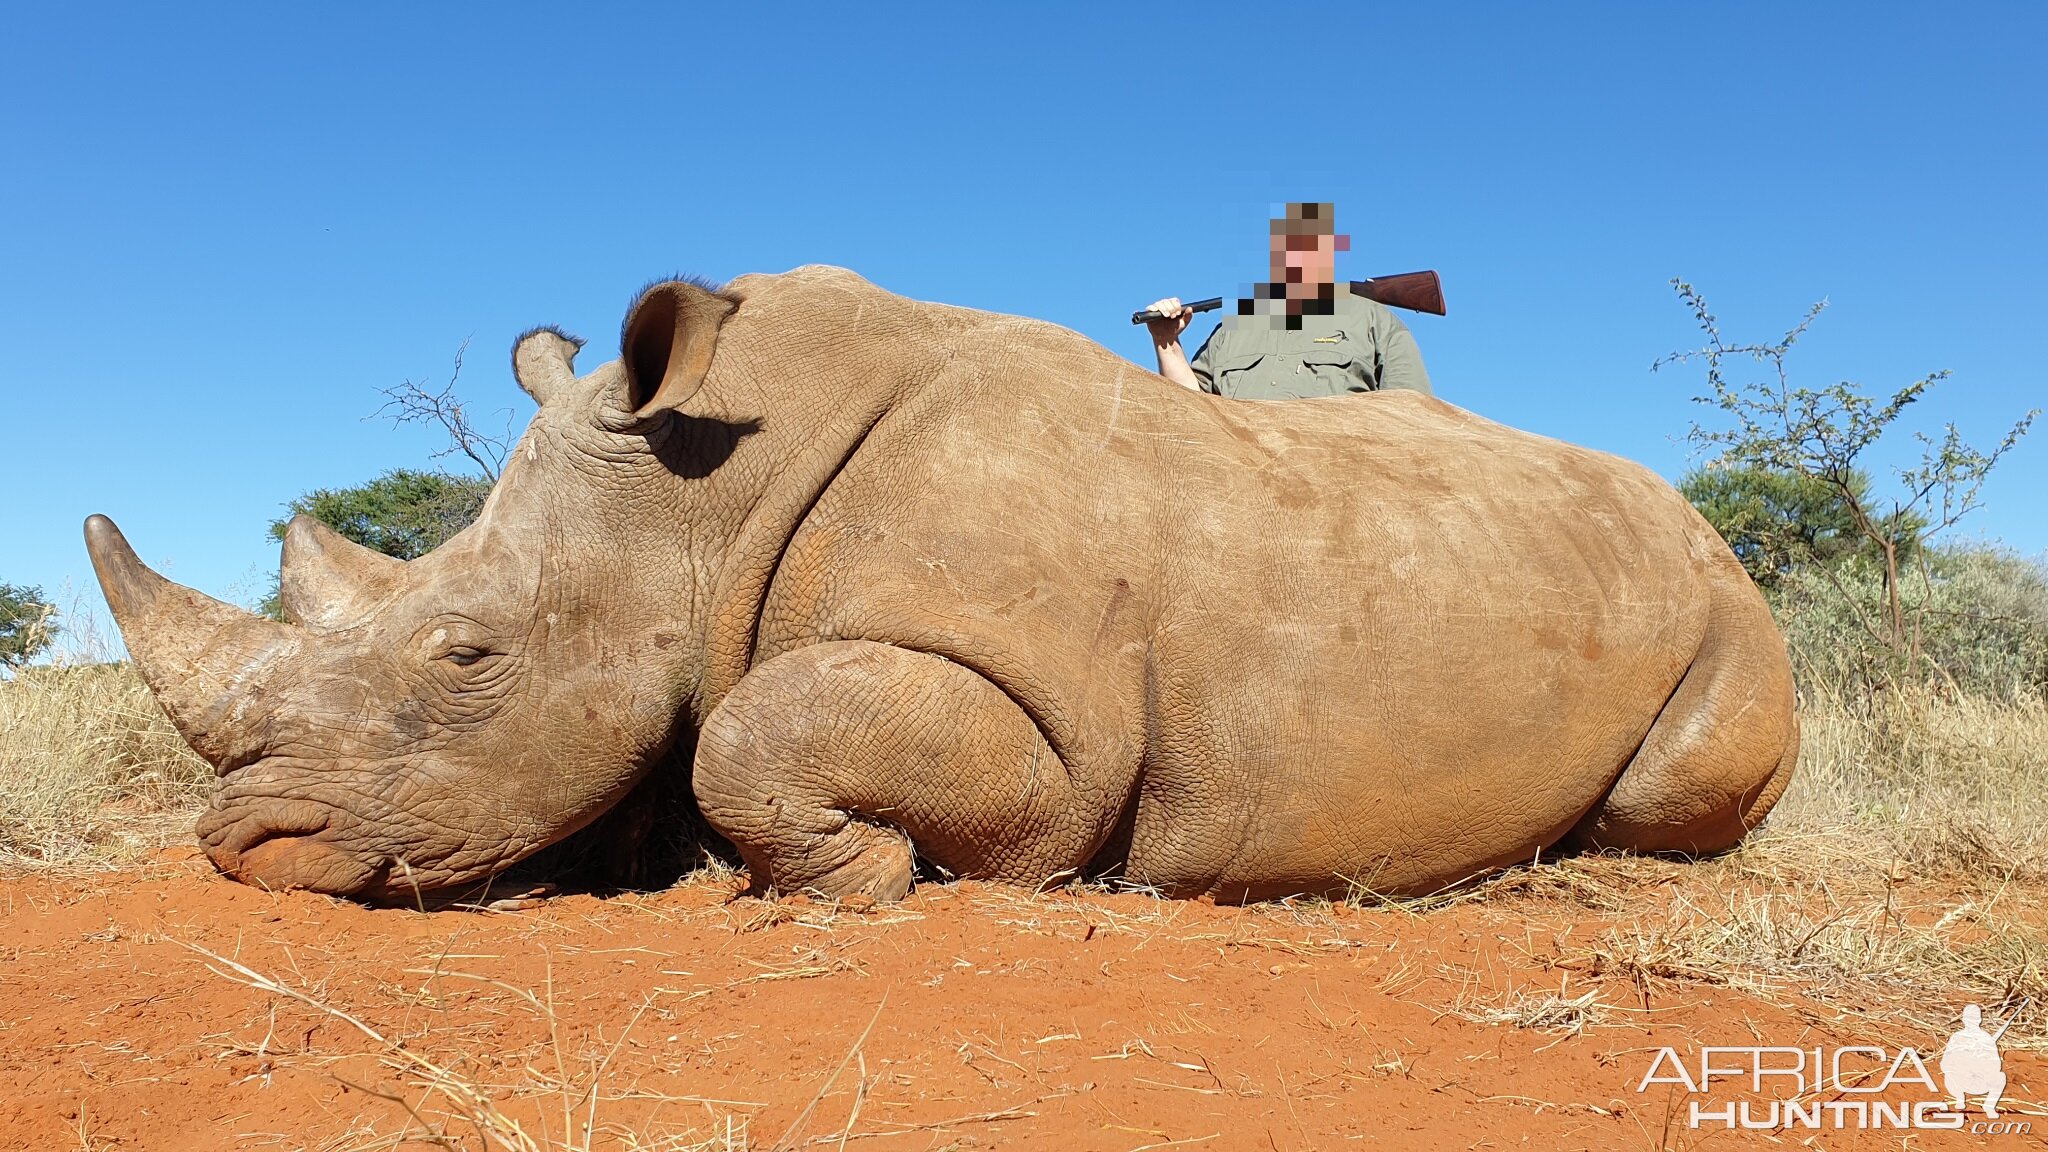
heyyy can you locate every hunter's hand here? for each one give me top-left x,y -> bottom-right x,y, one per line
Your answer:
1143,297 -> 1192,345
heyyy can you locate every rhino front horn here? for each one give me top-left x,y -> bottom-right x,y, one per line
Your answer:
84,514 -> 299,771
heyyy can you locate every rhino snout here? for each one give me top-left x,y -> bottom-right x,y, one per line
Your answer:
198,798 -> 392,896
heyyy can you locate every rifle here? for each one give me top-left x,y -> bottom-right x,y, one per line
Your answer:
1991,998 -> 2031,1045
1131,270 -> 1446,325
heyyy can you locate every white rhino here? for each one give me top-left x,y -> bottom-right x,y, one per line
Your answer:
87,266 -> 1798,902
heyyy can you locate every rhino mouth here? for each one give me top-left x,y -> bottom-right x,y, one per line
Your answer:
198,798 -> 402,897
198,782 -> 546,901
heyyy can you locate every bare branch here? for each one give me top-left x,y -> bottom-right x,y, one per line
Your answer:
372,339 -> 512,482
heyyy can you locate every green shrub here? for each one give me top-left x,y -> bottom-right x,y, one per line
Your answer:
1772,545 -> 2048,701
0,583 -> 59,670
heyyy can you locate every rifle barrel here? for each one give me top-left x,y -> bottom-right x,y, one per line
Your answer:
1131,298 -> 1224,325
1991,997 -> 2032,1043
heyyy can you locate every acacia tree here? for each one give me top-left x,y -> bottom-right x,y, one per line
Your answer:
260,343 -> 512,619
267,469 -> 492,560
1676,464 -> 1927,590
1658,280 -> 2037,671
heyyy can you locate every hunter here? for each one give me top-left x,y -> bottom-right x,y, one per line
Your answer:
1143,202 -> 1433,399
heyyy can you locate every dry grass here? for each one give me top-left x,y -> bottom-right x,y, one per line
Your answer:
1444,979 -> 1608,1037
1568,846 -> 2047,1041
1775,686 -> 2048,879
0,659 -> 209,868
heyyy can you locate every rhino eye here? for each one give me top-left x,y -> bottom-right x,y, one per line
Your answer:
441,646 -> 490,667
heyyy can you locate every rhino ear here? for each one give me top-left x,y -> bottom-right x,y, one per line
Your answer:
512,326 -> 583,408
620,279 -> 736,417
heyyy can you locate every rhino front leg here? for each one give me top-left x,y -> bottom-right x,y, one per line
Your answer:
693,640 -> 1103,900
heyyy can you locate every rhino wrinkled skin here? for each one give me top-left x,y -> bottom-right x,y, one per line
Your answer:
86,265 -> 1798,903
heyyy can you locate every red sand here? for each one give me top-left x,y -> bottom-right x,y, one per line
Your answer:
2,847 -> 2038,1150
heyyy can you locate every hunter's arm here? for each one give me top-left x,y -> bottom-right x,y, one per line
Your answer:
1157,337 -> 1206,392
1375,316 -> 1433,396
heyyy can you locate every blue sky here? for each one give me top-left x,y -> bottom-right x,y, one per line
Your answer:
4,4 -> 2043,641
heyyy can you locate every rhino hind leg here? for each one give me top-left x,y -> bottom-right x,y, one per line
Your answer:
1565,568 -> 1800,856
693,640 -> 1102,901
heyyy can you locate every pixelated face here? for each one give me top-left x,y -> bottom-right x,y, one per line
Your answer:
1267,230 -> 1348,291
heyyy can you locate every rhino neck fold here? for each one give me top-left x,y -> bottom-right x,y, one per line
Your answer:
686,395 -> 905,719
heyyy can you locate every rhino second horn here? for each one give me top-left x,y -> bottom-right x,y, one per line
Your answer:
279,514 -> 405,630
84,514 -> 299,772
513,326 -> 583,408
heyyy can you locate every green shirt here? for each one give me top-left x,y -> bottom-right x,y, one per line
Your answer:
1189,289 -> 1433,400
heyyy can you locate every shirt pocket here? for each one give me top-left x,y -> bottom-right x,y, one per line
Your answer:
1298,347 -> 1376,393
1212,352 -> 1266,396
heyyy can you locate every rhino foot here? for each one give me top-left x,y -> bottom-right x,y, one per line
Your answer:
794,819 -> 915,902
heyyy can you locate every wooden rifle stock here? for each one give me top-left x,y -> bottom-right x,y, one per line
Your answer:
1349,271 -> 1445,316
1131,270 -> 1446,324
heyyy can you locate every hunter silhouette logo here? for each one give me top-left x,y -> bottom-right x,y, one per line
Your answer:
1941,1001 -> 2023,1118
1636,998 -> 2033,1133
